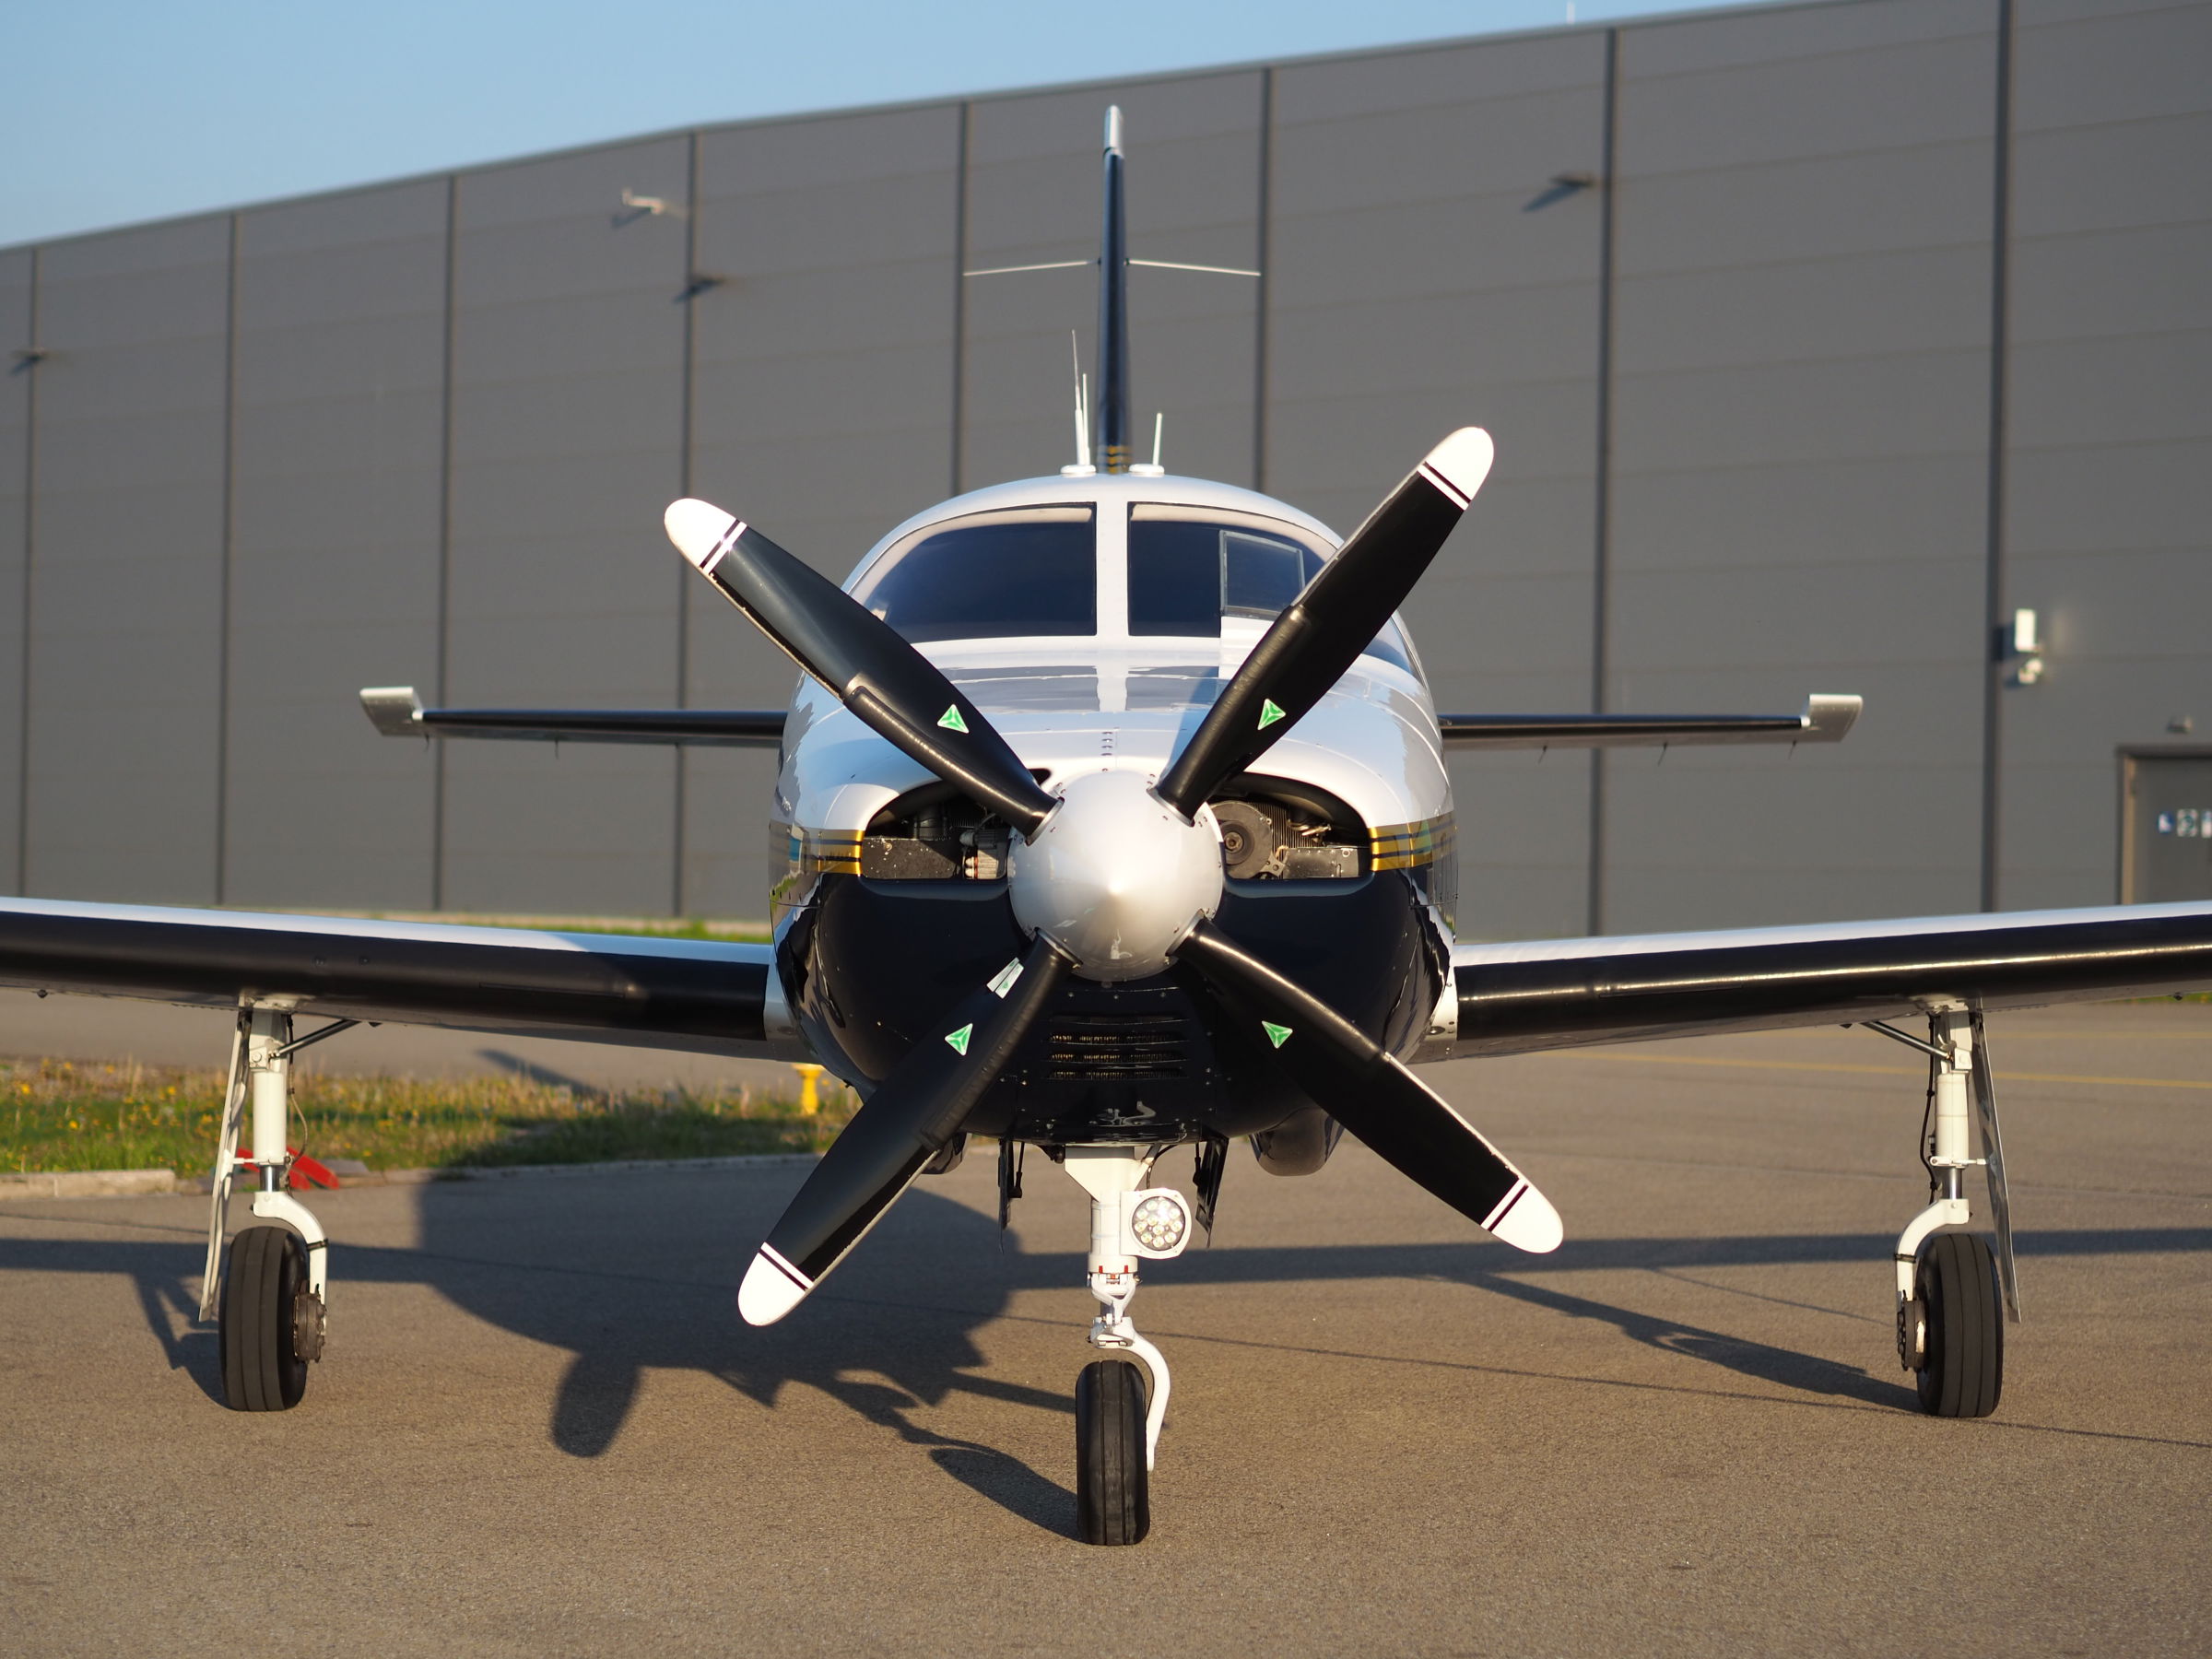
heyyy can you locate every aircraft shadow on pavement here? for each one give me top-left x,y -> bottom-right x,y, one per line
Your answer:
5,1181 -> 2210,1537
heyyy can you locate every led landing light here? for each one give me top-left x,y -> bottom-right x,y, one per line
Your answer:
1126,1189 -> 1193,1259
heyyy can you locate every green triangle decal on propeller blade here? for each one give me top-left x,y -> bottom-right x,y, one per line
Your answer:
1257,698 -> 1286,730
945,1022 -> 974,1055
936,705 -> 969,734
1262,1020 -> 1292,1049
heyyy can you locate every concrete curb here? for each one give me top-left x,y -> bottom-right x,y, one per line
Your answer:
0,1169 -> 179,1198
1,1151 -> 819,1200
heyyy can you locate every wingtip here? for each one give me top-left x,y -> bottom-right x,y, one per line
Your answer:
1423,428 -> 1496,502
737,1248 -> 809,1326
665,498 -> 737,570
1490,1183 -> 1563,1254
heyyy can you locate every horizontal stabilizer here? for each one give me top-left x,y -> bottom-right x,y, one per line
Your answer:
359,688 -> 785,748
1438,695 -> 1860,749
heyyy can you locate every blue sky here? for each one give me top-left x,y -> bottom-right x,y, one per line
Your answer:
2,0 -> 1726,248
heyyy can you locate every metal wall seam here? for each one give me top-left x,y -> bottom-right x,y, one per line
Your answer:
674,129 -> 703,918
1252,65 -> 1274,496
213,211 -> 241,904
14,249 -> 37,896
951,101 -> 971,497
1586,27 -> 1620,938
431,174 -> 460,912
1980,0 -> 2015,912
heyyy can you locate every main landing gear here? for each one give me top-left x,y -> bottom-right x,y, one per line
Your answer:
1859,1003 -> 2018,1418
200,1005 -> 354,1412
1058,1146 -> 1195,1545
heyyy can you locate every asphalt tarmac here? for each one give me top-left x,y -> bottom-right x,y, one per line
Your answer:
2,1000 -> 2206,1656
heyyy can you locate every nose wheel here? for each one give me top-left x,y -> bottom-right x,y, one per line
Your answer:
1077,1358 -> 1150,1545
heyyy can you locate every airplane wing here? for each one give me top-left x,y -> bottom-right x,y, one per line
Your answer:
1438,695 -> 1859,749
1439,900 -> 2212,1057
0,898 -> 805,1060
361,688 -> 786,747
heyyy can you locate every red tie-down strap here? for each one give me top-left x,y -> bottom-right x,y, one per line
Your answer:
232,1147 -> 341,1190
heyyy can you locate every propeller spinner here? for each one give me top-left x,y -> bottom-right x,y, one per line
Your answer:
666,425 -> 1559,1325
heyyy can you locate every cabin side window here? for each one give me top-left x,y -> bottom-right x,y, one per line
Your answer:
1125,505 -> 1418,674
853,507 -> 1097,643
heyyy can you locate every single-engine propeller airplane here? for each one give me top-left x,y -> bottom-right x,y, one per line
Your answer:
6,110 -> 2211,1546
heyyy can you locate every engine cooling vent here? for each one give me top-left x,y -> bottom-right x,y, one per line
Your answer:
1047,1014 -> 1191,1081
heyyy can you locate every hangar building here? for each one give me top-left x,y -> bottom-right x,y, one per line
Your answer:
2,0 -> 2207,940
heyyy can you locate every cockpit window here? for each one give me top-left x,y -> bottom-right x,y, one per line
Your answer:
853,508 -> 1096,643
1127,505 -> 1418,674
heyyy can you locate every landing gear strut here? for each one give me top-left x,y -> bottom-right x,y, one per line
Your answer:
1863,1003 -> 2017,1418
201,1005 -> 337,1412
1059,1145 -> 1194,1545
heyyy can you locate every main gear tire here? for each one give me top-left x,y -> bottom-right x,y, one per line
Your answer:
1913,1230 -> 2002,1418
220,1225 -> 312,1412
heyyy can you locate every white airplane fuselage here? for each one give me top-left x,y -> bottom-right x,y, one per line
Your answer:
768,470 -> 1456,1147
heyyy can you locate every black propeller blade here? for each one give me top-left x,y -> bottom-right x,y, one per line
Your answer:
665,500 -> 1059,837
1155,429 -> 1494,819
1175,916 -> 1560,1253
737,935 -> 1072,1325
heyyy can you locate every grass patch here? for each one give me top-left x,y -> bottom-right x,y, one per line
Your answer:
0,1056 -> 854,1178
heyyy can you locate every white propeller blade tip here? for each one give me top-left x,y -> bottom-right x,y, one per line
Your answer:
665,498 -> 738,570
737,1248 -> 809,1325
1488,1182 -> 1563,1254
1422,428 -> 1495,503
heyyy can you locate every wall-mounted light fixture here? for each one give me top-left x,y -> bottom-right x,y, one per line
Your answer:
2006,607 -> 2043,686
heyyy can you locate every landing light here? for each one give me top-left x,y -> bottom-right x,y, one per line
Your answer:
1128,1190 -> 1191,1257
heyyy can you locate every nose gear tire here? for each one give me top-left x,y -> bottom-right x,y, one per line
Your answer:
220,1224 -> 312,1412
1912,1230 -> 2002,1418
1076,1358 -> 1150,1545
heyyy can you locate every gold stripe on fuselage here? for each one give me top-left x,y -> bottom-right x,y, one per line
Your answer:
1370,814 -> 1455,871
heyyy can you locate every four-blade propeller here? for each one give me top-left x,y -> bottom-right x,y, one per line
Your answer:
668,427 -> 1560,1325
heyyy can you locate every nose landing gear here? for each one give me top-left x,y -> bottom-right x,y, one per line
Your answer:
1059,1145 -> 1194,1545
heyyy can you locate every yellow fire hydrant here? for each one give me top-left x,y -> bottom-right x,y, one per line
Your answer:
791,1063 -> 825,1118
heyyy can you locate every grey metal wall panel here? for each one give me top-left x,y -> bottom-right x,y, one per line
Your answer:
24,218 -> 230,902
221,180 -> 449,910
962,74 -> 1264,493
685,104 -> 964,915
441,138 -> 690,914
1998,0 -> 2212,907
7,0 -> 2209,933
1271,32 -> 1606,941
0,251 -> 29,892
1601,0 -> 1997,934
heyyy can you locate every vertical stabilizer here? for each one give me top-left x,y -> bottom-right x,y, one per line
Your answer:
1095,107 -> 1131,473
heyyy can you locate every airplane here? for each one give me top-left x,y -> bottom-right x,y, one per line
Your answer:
6,108 -> 2211,1547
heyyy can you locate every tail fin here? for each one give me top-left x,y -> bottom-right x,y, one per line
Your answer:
1094,106 -> 1130,473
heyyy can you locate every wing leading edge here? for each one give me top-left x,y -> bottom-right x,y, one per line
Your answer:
1441,900 -> 2212,1057
0,898 -> 805,1060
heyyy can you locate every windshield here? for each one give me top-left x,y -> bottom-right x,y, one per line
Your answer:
853,509 -> 1097,643
1126,507 -> 1417,674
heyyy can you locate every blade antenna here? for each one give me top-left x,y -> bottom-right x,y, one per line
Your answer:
1069,332 -> 1091,471
1095,105 -> 1130,473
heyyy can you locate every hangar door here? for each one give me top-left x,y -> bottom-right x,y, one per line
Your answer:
2121,752 -> 2212,902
